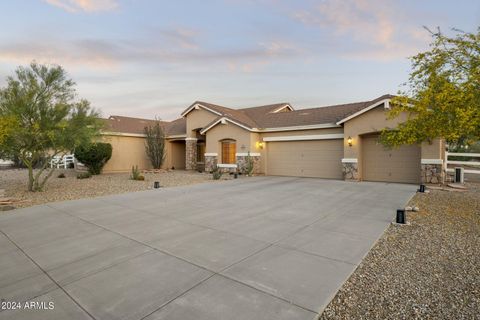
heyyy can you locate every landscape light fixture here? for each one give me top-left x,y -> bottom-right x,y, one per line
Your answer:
347,136 -> 353,147
154,181 -> 160,189
396,209 -> 406,224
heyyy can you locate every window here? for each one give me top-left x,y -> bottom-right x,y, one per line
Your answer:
197,143 -> 205,163
221,140 -> 236,164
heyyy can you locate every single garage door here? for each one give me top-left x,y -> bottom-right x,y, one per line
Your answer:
266,140 -> 343,179
362,134 -> 421,184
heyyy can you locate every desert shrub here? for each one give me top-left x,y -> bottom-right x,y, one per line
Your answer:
212,166 -> 222,180
244,152 -> 254,176
76,172 -> 91,179
130,165 -> 144,180
57,173 -> 66,178
75,143 -> 112,175
144,121 -> 166,169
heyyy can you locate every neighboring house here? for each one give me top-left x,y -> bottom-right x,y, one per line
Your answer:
101,94 -> 445,184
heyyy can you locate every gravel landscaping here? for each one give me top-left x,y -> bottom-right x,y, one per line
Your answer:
0,169 -> 217,208
320,183 -> 480,320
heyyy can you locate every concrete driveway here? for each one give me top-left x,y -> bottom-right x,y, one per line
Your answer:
0,177 -> 416,320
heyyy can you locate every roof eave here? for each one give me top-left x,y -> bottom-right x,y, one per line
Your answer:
200,117 -> 255,134
180,102 -> 223,117
336,98 -> 391,125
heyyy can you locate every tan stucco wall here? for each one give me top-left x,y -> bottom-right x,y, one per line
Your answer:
100,135 -> 185,173
185,109 -> 218,138
421,139 -> 444,159
343,106 -> 409,159
101,135 -> 152,173
343,106 -> 444,161
205,123 -> 252,156
169,141 -> 186,169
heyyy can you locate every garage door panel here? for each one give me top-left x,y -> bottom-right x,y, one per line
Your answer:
267,140 -> 343,179
362,135 -> 420,184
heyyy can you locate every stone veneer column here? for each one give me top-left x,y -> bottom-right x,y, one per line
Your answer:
342,159 -> 359,181
204,155 -> 218,172
421,163 -> 443,184
185,138 -> 197,170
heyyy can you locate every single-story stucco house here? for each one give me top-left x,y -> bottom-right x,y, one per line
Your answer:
100,94 -> 445,184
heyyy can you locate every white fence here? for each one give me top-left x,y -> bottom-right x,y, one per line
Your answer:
50,154 -> 75,169
445,152 -> 480,175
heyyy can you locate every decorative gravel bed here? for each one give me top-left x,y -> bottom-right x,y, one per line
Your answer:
320,183 -> 480,319
0,169 -> 217,208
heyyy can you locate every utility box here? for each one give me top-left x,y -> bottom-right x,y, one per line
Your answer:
455,167 -> 464,184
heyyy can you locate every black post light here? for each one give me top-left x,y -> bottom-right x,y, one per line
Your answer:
396,209 -> 406,224
154,181 -> 160,189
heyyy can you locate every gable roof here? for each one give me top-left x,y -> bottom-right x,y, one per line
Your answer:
194,94 -> 394,133
104,94 -> 394,137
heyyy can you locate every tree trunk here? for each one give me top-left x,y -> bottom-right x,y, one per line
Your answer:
32,155 -> 55,192
27,164 -> 34,192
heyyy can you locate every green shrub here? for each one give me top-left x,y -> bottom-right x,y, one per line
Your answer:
57,173 -> 66,178
130,165 -> 144,180
75,142 -> 112,175
212,166 -> 222,180
77,172 -> 91,179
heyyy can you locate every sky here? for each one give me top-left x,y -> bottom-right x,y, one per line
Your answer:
0,0 -> 479,121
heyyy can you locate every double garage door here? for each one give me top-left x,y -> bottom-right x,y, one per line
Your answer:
266,140 -> 343,179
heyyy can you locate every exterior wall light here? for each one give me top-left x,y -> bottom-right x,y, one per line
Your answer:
256,141 -> 264,149
347,136 -> 353,147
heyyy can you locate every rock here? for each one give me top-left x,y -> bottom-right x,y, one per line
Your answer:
413,206 -> 420,212
447,183 -> 467,190
0,205 -> 15,211
405,206 -> 413,211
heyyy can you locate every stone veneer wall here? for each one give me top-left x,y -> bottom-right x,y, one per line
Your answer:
205,155 -> 217,172
342,162 -> 359,181
421,163 -> 443,184
204,154 -> 261,174
236,155 -> 261,175
185,139 -> 197,170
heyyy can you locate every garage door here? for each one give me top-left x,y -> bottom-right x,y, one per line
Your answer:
362,134 -> 421,184
266,140 -> 343,179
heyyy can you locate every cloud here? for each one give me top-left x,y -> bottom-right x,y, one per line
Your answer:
291,0 -> 429,60
44,0 -> 118,13
0,30 -> 301,73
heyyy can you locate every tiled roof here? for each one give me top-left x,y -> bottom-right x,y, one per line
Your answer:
166,118 -> 186,136
103,94 -> 394,136
194,94 -> 394,131
103,115 -> 186,137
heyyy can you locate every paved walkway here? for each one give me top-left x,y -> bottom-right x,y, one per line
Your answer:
0,177 -> 416,320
